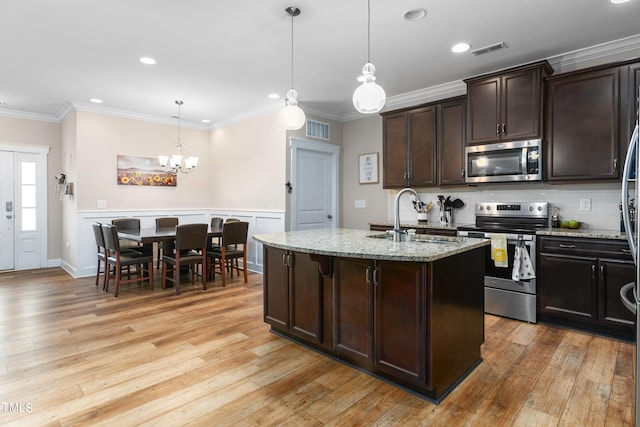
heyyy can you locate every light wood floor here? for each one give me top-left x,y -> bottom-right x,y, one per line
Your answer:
0,268 -> 635,426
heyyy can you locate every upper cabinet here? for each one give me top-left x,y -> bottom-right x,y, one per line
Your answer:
545,59 -> 639,182
382,96 -> 466,189
465,61 -> 553,145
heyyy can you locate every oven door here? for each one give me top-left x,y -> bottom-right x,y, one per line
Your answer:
483,234 -> 536,294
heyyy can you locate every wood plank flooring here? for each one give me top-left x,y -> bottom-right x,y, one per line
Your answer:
0,268 -> 635,426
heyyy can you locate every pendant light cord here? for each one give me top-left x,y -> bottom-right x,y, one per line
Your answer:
367,0 -> 371,63
290,11 -> 294,90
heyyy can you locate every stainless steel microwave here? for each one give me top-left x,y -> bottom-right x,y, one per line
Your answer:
465,139 -> 542,184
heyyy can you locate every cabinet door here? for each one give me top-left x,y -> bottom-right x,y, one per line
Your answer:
382,112 -> 408,188
467,77 -> 501,145
439,98 -> 466,185
374,260 -> 427,385
263,246 -> 289,329
502,68 -> 543,141
289,251 -> 323,343
538,253 -> 597,322
334,257 -> 374,363
599,259 -> 635,328
408,106 -> 437,187
546,67 -> 620,181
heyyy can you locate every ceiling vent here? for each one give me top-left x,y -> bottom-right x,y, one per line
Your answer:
471,42 -> 508,56
306,119 -> 330,140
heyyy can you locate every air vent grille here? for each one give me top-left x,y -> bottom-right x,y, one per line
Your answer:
306,119 -> 330,140
471,42 -> 507,56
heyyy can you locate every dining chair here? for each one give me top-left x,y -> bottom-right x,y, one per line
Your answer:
207,221 -> 249,287
161,223 -> 208,295
102,223 -> 154,297
155,217 -> 179,269
112,217 -> 143,253
91,222 -> 107,288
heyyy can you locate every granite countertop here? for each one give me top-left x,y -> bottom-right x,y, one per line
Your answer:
253,228 -> 488,263
536,227 -> 628,241
369,221 -> 465,231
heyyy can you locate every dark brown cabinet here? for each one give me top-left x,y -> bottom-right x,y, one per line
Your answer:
465,61 -> 552,145
263,246 -> 323,343
369,224 -> 457,237
334,257 -> 427,385
382,96 -> 466,188
538,236 -> 635,339
545,66 -> 621,181
382,106 -> 437,188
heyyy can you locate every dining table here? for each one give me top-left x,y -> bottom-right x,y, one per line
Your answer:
117,224 -> 223,284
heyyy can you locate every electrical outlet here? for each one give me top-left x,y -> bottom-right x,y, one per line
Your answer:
97,200 -> 107,209
579,198 -> 591,211
355,200 -> 366,209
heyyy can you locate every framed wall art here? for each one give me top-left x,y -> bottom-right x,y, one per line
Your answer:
358,152 -> 379,184
117,155 -> 177,186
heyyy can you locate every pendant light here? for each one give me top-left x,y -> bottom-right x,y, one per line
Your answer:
280,6 -> 306,130
353,0 -> 386,114
158,100 -> 198,174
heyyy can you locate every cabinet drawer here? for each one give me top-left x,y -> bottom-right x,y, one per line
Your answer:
538,236 -> 632,261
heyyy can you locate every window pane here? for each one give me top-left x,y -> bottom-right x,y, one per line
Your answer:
22,186 -> 36,207
21,162 -> 36,185
22,208 -> 36,231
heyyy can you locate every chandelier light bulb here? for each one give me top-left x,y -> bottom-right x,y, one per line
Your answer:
158,100 -> 198,174
281,89 -> 306,130
353,62 -> 386,114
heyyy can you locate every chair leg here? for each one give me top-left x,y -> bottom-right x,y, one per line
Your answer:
202,255 -> 207,290
95,256 -> 101,286
174,260 -> 180,295
114,261 -> 121,297
148,260 -> 154,290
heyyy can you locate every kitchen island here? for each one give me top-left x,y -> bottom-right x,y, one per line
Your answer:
253,228 -> 488,402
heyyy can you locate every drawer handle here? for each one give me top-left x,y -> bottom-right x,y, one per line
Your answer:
558,244 -> 576,249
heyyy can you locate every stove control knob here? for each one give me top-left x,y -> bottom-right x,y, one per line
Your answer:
478,206 -> 484,211
486,206 -> 491,211
538,206 -> 543,211
529,206 -> 534,211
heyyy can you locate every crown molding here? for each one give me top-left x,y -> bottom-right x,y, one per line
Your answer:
0,107 -> 60,123
547,33 -> 640,71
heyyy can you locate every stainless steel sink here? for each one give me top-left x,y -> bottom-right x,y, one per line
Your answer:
367,233 -> 463,244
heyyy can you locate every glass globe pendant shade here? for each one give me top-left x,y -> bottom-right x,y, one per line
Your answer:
280,89 -> 306,130
353,62 -> 386,114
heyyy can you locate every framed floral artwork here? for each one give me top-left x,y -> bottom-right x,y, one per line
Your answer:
117,155 -> 177,186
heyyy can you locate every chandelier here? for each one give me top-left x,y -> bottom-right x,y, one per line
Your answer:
158,100 -> 198,174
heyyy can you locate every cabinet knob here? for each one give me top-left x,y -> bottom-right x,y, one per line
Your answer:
496,123 -> 500,135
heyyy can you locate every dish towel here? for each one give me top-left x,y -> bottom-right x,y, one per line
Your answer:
490,234 -> 508,268
512,241 -> 535,281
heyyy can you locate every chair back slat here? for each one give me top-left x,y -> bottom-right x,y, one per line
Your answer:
112,218 -> 140,232
101,224 -> 121,253
92,222 -> 105,249
210,217 -> 223,229
156,217 -> 179,231
222,221 -> 249,246
175,224 -> 209,252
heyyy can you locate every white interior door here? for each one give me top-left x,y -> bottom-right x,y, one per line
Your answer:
290,138 -> 340,231
0,151 -> 15,270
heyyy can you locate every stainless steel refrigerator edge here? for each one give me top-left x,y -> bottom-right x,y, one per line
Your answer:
620,87 -> 640,426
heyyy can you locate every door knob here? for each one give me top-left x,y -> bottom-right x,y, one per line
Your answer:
327,215 -> 333,219
6,215 -> 12,219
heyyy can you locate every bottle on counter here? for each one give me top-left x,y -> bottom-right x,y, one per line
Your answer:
551,208 -> 560,228
620,200 -> 626,233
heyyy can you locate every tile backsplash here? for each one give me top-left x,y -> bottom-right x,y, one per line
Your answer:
388,182 -> 625,231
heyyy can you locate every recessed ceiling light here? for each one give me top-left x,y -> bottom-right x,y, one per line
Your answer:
139,57 -> 157,65
451,42 -> 471,53
403,8 -> 427,21
90,98 -> 103,104
611,0 -> 631,3
201,119 -> 211,124
268,93 -> 280,99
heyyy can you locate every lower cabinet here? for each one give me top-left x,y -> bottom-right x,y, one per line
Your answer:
263,246 -> 324,343
538,236 -> 635,339
334,257 -> 427,386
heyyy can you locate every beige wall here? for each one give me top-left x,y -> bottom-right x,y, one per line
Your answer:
210,110 -> 287,211
75,111 -> 211,211
341,115 -> 388,229
60,111 -> 78,268
0,115 -> 62,261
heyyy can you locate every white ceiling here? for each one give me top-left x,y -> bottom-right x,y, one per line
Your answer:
1,0 -> 639,126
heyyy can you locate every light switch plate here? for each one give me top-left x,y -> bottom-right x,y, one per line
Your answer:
97,200 -> 107,209
355,200 -> 366,209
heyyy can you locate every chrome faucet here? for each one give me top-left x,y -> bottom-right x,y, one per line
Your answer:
393,188 -> 420,242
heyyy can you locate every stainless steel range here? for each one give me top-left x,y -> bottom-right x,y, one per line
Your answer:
457,202 -> 549,323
